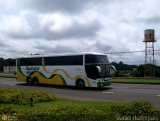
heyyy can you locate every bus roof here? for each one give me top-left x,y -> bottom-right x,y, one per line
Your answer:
17,52 -> 107,59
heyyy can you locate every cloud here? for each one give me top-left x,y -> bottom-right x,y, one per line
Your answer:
1,11 -> 101,40
0,0 -> 160,65
22,0 -> 93,13
0,0 -> 99,14
48,20 -> 101,40
0,38 -> 8,48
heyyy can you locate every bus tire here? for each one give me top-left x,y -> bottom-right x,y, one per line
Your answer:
32,77 -> 39,86
26,77 -> 32,85
76,79 -> 85,88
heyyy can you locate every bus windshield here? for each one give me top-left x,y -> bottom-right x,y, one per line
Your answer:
85,55 -> 109,64
85,55 -> 111,79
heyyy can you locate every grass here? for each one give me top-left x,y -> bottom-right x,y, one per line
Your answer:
0,100 -> 116,121
0,88 -> 56,105
112,77 -> 160,84
0,99 -> 115,112
0,89 -> 160,121
0,99 -> 160,121
0,73 -> 16,78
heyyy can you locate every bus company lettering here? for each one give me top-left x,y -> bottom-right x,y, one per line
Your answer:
25,66 -> 40,75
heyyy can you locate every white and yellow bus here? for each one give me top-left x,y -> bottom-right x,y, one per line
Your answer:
16,52 -> 114,88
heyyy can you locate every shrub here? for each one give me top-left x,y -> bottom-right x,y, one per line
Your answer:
110,100 -> 160,120
0,105 -> 17,114
130,100 -> 153,116
17,106 -> 115,121
0,89 -> 56,105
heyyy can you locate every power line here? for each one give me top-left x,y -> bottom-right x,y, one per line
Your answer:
105,49 -> 160,54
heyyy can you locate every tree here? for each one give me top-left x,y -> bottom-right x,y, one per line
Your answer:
133,64 -> 160,77
144,64 -> 155,77
133,65 -> 144,77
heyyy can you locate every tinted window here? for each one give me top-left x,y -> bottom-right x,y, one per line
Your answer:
85,64 -> 111,79
44,55 -> 83,65
20,58 -> 42,66
85,55 -> 109,64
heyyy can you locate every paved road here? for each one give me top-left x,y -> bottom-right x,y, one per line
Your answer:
0,78 -> 160,107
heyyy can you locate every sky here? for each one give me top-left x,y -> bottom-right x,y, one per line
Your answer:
0,0 -> 160,65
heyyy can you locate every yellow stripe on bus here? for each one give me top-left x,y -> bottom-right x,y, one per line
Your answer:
30,71 -> 64,85
17,67 -> 26,81
42,66 -> 91,87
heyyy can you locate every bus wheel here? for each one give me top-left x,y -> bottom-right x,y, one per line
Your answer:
76,79 -> 85,88
26,77 -> 32,85
32,77 -> 39,86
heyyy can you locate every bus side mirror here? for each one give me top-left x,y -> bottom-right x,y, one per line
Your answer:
96,66 -> 101,73
110,65 -> 116,75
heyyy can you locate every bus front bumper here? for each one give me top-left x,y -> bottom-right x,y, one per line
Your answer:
97,81 -> 111,87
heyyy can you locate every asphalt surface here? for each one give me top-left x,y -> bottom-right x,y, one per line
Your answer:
0,78 -> 160,107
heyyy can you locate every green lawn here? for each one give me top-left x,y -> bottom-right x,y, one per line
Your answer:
0,99 -> 117,121
0,89 -> 160,121
1,99 -> 115,113
1,99 -> 160,121
112,77 -> 160,84
0,73 -> 16,78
